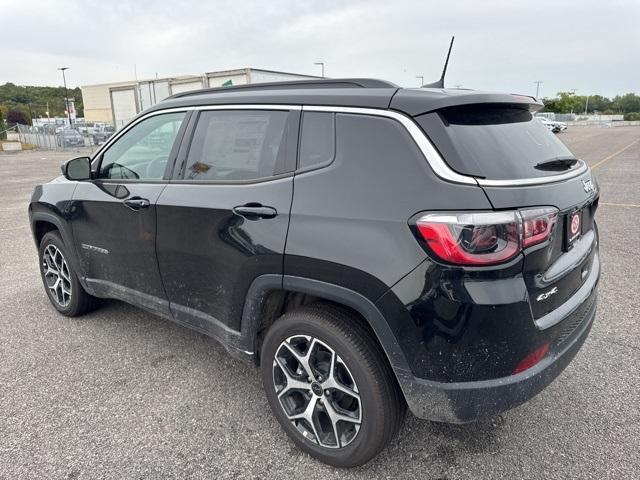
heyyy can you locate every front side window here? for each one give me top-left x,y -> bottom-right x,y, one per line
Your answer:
183,110 -> 289,181
99,112 -> 186,180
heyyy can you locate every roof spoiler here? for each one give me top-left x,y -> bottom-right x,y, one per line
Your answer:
510,94 -> 544,112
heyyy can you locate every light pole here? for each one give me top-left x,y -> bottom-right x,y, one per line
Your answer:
314,62 -> 325,78
533,80 -> 543,98
58,67 -> 72,126
584,95 -> 590,116
416,75 -> 424,86
569,89 -> 578,115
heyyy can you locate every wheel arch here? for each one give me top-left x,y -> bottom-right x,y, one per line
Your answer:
240,275 -> 413,379
33,218 -> 59,246
31,211 -> 70,246
31,211 -> 88,292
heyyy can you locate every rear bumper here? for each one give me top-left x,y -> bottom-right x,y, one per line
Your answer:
398,287 -> 597,423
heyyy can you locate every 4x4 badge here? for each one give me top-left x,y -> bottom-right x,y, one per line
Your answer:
582,179 -> 595,193
536,286 -> 558,302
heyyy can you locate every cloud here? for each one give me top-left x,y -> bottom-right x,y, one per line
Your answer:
2,0 -> 638,97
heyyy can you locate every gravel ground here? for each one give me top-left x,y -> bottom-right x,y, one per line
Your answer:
0,127 -> 639,479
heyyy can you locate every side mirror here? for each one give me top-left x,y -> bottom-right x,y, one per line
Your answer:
62,156 -> 92,181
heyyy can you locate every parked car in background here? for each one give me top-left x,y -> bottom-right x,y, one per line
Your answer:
536,115 -> 567,133
91,125 -> 115,145
56,128 -> 85,147
74,122 -> 88,134
40,124 -> 59,135
76,122 -> 102,136
537,117 -> 560,133
30,78 -> 599,467
551,119 -> 568,132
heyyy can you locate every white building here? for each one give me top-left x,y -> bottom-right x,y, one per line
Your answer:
81,68 -> 320,128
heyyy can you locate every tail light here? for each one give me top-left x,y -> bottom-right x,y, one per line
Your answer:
521,207 -> 558,248
415,207 -> 558,266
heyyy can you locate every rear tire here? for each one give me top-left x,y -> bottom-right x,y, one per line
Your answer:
261,303 -> 406,467
39,231 -> 99,317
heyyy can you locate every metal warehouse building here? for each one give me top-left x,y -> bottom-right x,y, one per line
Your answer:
81,68 -> 319,128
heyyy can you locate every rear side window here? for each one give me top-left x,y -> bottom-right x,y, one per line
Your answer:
416,105 -> 575,180
298,112 -> 335,169
183,110 -> 289,181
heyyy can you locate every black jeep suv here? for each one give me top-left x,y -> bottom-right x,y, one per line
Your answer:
30,79 -> 600,467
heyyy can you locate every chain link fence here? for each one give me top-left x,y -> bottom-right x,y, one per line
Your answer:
14,123 -> 116,152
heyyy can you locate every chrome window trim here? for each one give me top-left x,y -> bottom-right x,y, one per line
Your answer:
475,161 -> 589,186
303,105 -> 590,187
92,107 -> 194,163
92,104 -> 301,161
302,105 -> 477,185
95,103 -> 589,187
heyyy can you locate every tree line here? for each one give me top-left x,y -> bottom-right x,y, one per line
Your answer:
541,91 -> 640,120
0,82 -> 85,128
1,82 -> 639,133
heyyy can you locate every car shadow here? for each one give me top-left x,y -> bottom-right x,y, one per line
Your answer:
69,298 -> 511,474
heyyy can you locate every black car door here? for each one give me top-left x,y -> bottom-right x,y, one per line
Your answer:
71,110 -> 190,317
155,107 -> 299,339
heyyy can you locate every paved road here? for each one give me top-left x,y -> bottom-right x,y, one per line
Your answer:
1,127 -> 638,479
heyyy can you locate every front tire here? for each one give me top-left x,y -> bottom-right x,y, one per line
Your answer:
261,303 -> 406,467
39,231 -> 98,317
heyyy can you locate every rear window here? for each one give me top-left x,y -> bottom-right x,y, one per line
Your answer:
415,105 -> 575,180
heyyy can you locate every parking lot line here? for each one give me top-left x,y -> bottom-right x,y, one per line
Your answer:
0,206 -> 27,211
0,224 -> 28,232
591,137 -> 640,170
599,202 -> 640,208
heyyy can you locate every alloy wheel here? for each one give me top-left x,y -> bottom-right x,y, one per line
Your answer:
42,244 -> 72,307
272,335 -> 362,449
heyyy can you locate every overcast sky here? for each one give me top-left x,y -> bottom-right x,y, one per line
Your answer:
2,0 -> 638,98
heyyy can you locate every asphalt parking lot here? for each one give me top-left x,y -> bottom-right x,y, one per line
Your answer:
1,127 -> 639,479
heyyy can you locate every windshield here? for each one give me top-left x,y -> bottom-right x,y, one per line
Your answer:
416,104 -> 576,180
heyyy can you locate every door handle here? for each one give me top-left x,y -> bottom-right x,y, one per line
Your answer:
123,197 -> 150,210
232,203 -> 278,219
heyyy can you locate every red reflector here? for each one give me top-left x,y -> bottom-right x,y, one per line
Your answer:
513,343 -> 550,374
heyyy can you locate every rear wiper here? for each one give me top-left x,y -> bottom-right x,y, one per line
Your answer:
535,156 -> 578,171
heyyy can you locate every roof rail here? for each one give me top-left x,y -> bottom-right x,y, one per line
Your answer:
167,78 -> 399,100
